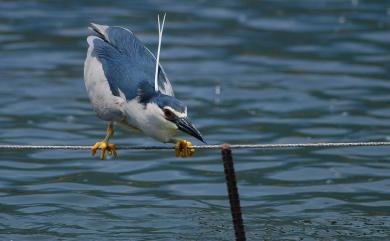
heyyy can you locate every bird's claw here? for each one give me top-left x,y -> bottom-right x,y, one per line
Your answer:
175,140 -> 195,158
91,141 -> 117,160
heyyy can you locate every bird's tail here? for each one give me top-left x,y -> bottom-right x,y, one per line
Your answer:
89,23 -> 109,42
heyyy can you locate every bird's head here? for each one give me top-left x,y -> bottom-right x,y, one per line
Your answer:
151,94 -> 205,143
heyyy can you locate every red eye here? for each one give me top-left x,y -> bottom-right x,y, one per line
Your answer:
164,109 -> 173,118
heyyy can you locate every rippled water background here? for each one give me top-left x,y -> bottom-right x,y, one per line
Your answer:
0,0 -> 390,240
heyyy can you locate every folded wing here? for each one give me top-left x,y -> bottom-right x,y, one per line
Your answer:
88,23 -> 174,100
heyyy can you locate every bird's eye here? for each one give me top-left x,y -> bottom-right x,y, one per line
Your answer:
164,109 -> 173,118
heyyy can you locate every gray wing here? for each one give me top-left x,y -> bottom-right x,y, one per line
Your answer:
89,23 -> 174,99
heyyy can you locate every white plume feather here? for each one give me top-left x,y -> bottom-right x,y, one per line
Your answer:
154,13 -> 166,92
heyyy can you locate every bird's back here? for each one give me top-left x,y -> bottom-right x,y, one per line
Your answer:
87,23 -> 174,100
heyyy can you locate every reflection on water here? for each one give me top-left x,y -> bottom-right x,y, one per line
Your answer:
0,0 -> 390,240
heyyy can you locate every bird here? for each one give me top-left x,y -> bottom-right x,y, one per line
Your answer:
83,15 -> 205,159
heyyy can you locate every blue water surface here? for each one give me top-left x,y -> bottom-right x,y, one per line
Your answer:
0,1 -> 390,240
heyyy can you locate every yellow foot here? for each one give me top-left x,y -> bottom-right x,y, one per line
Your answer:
91,141 -> 117,160
175,140 -> 195,158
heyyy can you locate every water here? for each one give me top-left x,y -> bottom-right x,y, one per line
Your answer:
0,0 -> 390,240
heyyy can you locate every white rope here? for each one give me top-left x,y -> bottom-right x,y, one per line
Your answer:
0,142 -> 389,151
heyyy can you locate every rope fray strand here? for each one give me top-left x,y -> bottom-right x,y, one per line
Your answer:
0,141 -> 390,151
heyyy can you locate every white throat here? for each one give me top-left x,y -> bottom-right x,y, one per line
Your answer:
123,99 -> 178,143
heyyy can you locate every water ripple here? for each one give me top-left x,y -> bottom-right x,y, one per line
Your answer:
0,0 -> 390,240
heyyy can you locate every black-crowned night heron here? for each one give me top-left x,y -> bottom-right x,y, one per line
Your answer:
84,16 -> 205,159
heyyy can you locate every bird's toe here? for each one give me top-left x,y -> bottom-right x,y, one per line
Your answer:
175,140 -> 195,158
107,143 -> 117,158
91,141 -> 117,160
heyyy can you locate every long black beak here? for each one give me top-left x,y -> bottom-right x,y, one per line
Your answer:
176,117 -> 206,144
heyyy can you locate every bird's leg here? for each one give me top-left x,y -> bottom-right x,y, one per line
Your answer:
91,122 -> 117,160
175,140 -> 195,158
